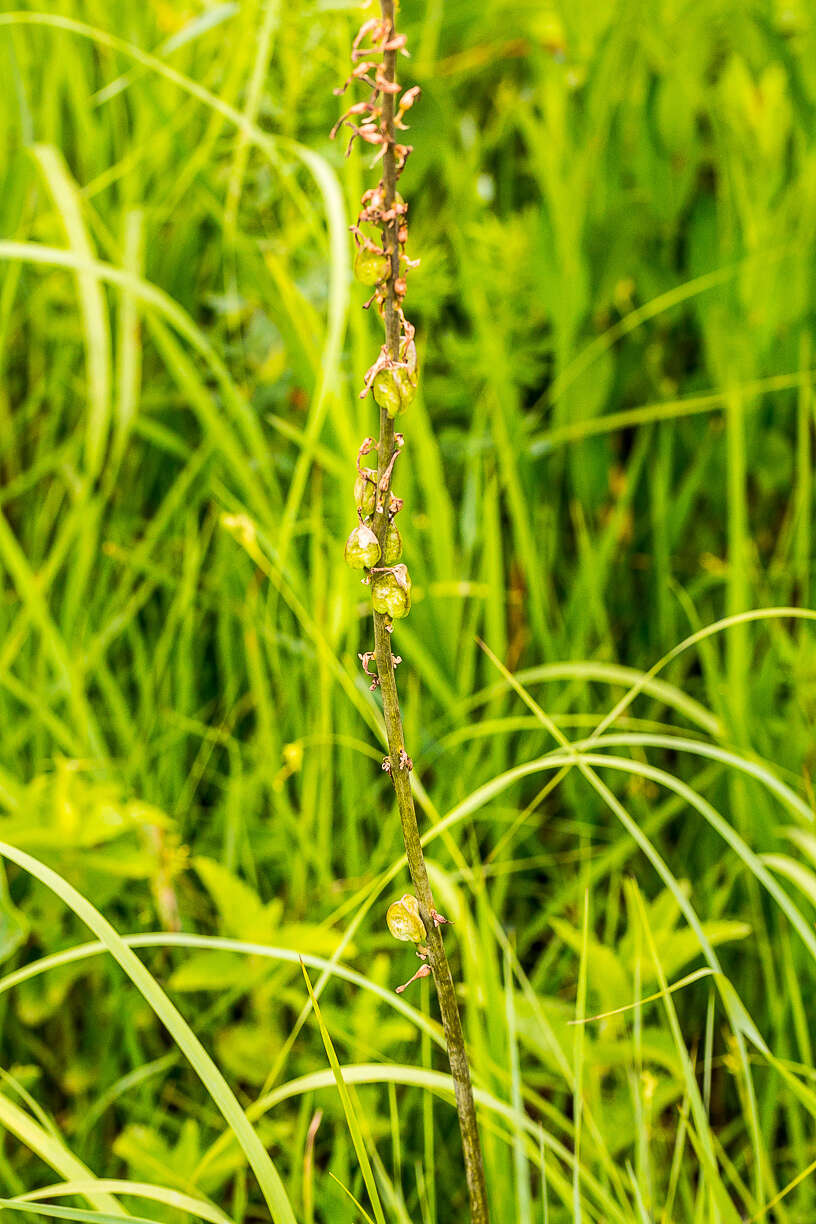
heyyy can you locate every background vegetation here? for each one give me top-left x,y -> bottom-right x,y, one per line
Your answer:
1,0 -> 816,1219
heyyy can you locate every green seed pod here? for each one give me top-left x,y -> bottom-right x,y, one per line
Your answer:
372,365 -> 417,418
372,337 -> 418,418
371,563 -> 412,619
383,523 -> 402,564
354,245 -> 390,287
386,894 -> 426,944
354,468 -> 377,518
344,522 -> 381,569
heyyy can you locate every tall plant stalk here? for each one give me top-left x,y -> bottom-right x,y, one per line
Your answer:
334,4 -> 490,1221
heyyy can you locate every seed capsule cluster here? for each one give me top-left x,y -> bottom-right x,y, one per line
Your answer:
344,435 -> 410,634
331,11 -> 419,407
335,10 -> 455,1006
335,13 -> 420,640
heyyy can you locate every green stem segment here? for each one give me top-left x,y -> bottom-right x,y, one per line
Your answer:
371,4 -> 490,1221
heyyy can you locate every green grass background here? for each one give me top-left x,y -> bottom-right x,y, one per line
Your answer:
1,0 -> 816,1220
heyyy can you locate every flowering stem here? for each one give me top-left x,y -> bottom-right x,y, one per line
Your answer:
369,3 -> 490,1219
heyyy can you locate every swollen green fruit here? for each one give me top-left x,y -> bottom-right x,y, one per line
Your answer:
372,365 -> 417,417
386,894 -> 426,944
372,337 -> 418,418
354,245 -> 389,286
371,563 -> 411,618
345,523 -> 381,569
383,523 -> 402,564
354,468 -> 377,518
